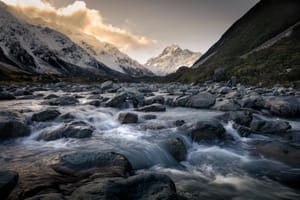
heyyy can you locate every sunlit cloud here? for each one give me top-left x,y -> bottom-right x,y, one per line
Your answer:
0,0 -> 156,51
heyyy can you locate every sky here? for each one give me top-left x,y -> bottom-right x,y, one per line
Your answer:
1,0 -> 259,63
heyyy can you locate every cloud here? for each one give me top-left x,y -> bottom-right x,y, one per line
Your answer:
0,0 -> 156,51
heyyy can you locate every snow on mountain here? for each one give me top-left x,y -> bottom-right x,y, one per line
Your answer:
145,44 -> 201,76
69,32 -> 154,77
0,2 -> 122,77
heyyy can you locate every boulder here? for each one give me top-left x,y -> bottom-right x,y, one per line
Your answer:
164,137 -> 187,161
141,114 -> 157,120
101,81 -> 113,90
38,121 -> 94,141
32,110 -> 61,122
71,173 -> 178,200
51,151 -> 132,177
118,112 -> 138,124
213,99 -> 240,111
184,120 -> 226,142
0,171 -> 19,200
0,111 -> 30,140
144,95 -> 165,105
0,92 -> 15,100
186,92 -> 216,108
265,96 -> 300,118
43,94 -> 59,99
218,111 -> 253,126
135,103 -> 166,112
250,119 -> 291,134
173,95 -> 190,107
43,96 -> 79,106
105,92 -> 127,108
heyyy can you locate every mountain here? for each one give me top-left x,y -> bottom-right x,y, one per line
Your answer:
69,32 -> 154,77
167,0 -> 300,85
145,44 -> 201,75
0,2 -> 153,78
0,2 -> 125,78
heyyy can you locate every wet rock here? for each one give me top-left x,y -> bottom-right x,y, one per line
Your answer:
141,114 -> 157,120
0,92 -> 15,100
118,112 -> 138,124
71,173 -> 178,200
38,121 -> 94,141
174,120 -> 185,127
32,110 -> 61,122
105,92 -> 127,108
164,137 -> 187,161
144,95 -> 165,105
232,123 -> 252,137
136,103 -> 166,112
250,119 -> 291,134
186,92 -> 216,108
213,99 -> 240,111
184,120 -> 226,142
44,94 -> 59,99
43,96 -> 79,106
240,95 -> 265,109
0,110 -> 30,140
51,151 -> 132,177
265,96 -> 300,118
173,95 -> 190,107
218,86 -> 232,94
250,140 -> 300,168
24,193 -> 66,200
0,171 -> 19,200
101,81 -> 113,90
87,100 -> 102,107
218,111 -> 253,126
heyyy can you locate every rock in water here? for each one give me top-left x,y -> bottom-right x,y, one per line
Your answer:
184,120 -> 226,142
32,110 -> 61,122
38,121 -> 94,141
71,173 -> 178,200
250,119 -> 291,134
265,96 -> 300,118
0,92 -> 16,100
0,171 -> 19,199
0,111 -> 30,140
43,96 -> 79,106
164,137 -> 187,161
186,92 -> 216,108
135,103 -> 166,112
118,112 -> 138,124
51,151 -> 132,177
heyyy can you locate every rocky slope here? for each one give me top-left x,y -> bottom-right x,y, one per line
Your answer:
167,0 -> 300,85
145,44 -> 201,75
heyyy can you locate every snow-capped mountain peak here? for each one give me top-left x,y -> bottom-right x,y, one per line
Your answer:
145,45 -> 201,76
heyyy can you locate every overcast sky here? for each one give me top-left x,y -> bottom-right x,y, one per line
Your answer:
2,0 -> 259,63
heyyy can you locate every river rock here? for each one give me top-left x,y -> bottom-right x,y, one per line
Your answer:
44,94 -> 59,99
43,96 -> 79,106
135,103 -> 166,112
0,171 -> 19,200
71,173 -> 178,200
105,92 -> 127,108
0,110 -> 30,140
265,96 -> 300,118
250,119 -> 291,134
173,95 -> 190,107
164,137 -> 187,161
101,81 -> 113,90
32,110 -> 61,122
184,120 -> 226,142
144,95 -> 165,105
213,99 -> 240,111
51,151 -> 132,177
186,92 -> 216,108
218,111 -> 253,126
118,112 -> 138,124
141,114 -> 157,120
0,92 -> 15,100
38,121 -> 94,141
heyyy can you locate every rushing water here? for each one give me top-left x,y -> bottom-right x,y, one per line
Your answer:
1,93 -> 300,199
